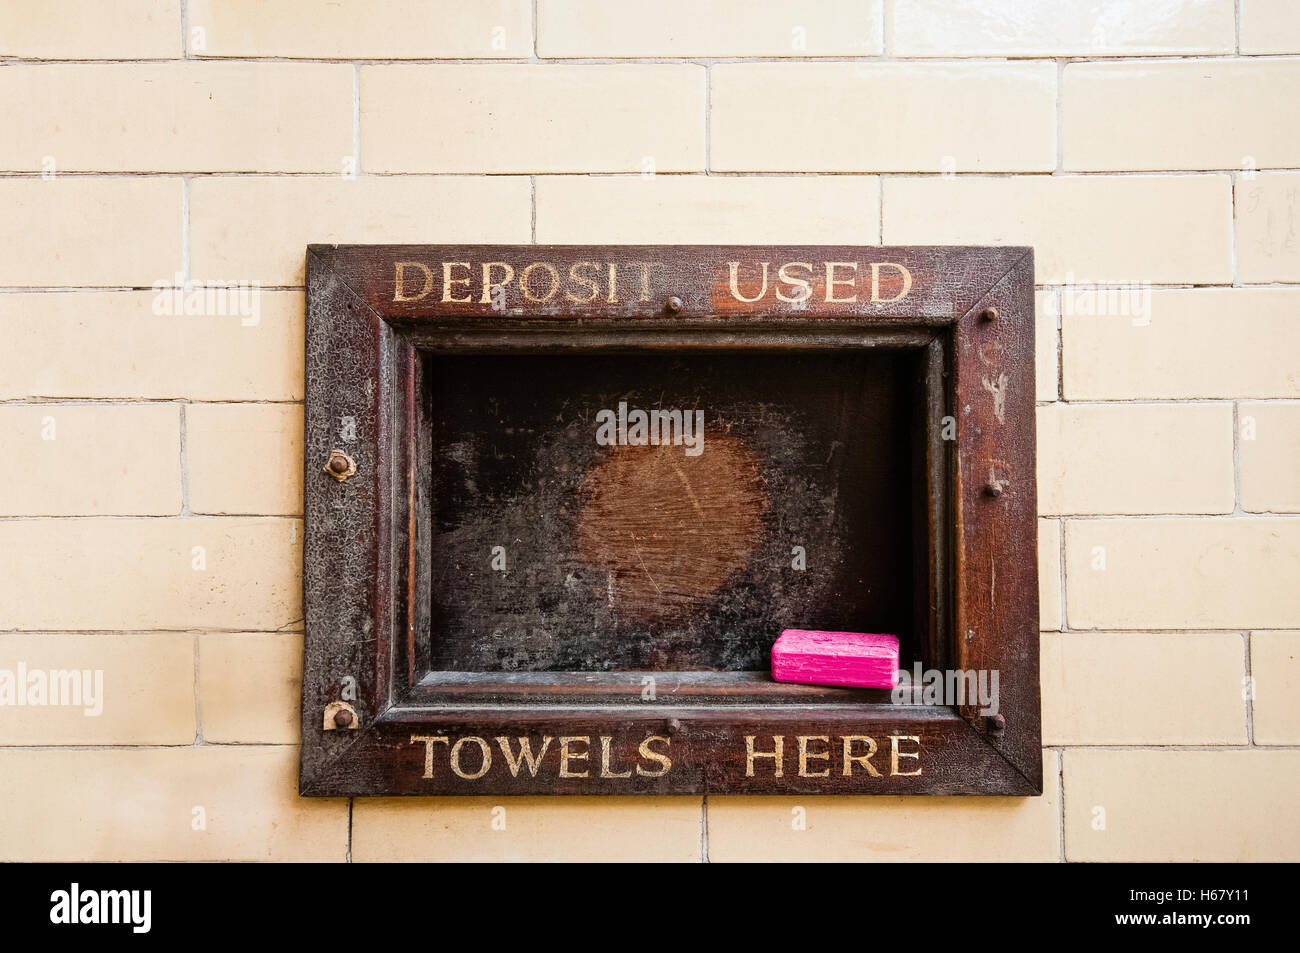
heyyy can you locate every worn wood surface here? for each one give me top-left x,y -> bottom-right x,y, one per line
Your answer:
300,244 -> 1040,797
423,349 -> 920,673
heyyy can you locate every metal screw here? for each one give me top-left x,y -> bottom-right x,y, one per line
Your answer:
666,717 -> 682,735
324,449 -> 356,482
665,296 -> 683,314
986,713 -> 1006,732
323,700 -> 358,730
980,306 -> 998,323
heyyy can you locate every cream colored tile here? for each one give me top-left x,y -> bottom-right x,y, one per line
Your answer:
362,65 -> 705,173
884,175 -> 1232,284
0,747 -> 346,861
1042,632 -> 1246,744
1251,631 -> 1300,743
190,0 -> 533,57
0,63 -> 353,172
538,0 -> 882,56
534,175 -> 879,244
1240,0 -> 1300,54
892,0 -> 1234,57
0,292 -> 302,401
0,0 -> 180,59
1063,289 -> 1300,400
199,633 -> 302,744
708,752 -> 1060,861
1065,749 -> 1300,861
1065,518 -> 1300,629
0,633 -> 194,745
712,63 -> 1056,172
0,518 -> 301,631
1237,172 -> 1300,283
1240,402 -> 1300,512
190,176 -> 531,286
187,404 -> 303,516
1036,289 -> 1059,403
1039,518 -> 1062,631
1036,403 -> 1234,515
2,405 -> 181,516
1065,61 -> 1300,171
0,178 -> 182,287
353,796 -> 703,861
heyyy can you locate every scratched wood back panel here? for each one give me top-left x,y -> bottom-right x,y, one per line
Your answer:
423,348 -> 926,673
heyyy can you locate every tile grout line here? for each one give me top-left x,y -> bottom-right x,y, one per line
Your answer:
178,403 -> 191,516
701,795 -> 709,862
1232,401 -> 1243,515
704,63 -> 712,174
1244,630 -> 1255,745
1057,747 -> 1066,862
531,0 -> 539,61
1052,288 -> 1063,401
1055,58 -> 1065,173
877,175 -> 885,243
1230,172 -> 1241,287
1057,516 -> 1068,632
353,64 -> 361,176
181,176 -> 191,283
192,631 -> 203,747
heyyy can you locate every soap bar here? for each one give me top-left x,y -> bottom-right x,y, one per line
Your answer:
771,629 -> 899,689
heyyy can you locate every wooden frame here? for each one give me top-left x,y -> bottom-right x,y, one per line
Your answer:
300,244 -> 1041,796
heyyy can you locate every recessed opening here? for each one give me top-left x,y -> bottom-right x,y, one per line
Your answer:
415,346 -> 938,697
303,243 -> 1041,796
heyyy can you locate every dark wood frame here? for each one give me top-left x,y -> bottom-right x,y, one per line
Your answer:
300,245 -> 1041,796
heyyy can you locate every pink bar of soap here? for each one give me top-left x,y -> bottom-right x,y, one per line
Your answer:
771,629 -> 900,689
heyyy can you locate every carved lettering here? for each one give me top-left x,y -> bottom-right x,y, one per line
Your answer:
392,257 -> 915,309
408,733 -> 919,783
393,261 -> 433,302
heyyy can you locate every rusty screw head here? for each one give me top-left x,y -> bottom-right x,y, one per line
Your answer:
324,449 -> 356,482
323,700 -> 358,730
980,306 -> 999,323
986,713 -> 1006,732
666,717 -> 682,735
665,296 -> 683,314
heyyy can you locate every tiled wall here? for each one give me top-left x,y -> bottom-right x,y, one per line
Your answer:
2,0 -> 1298,861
